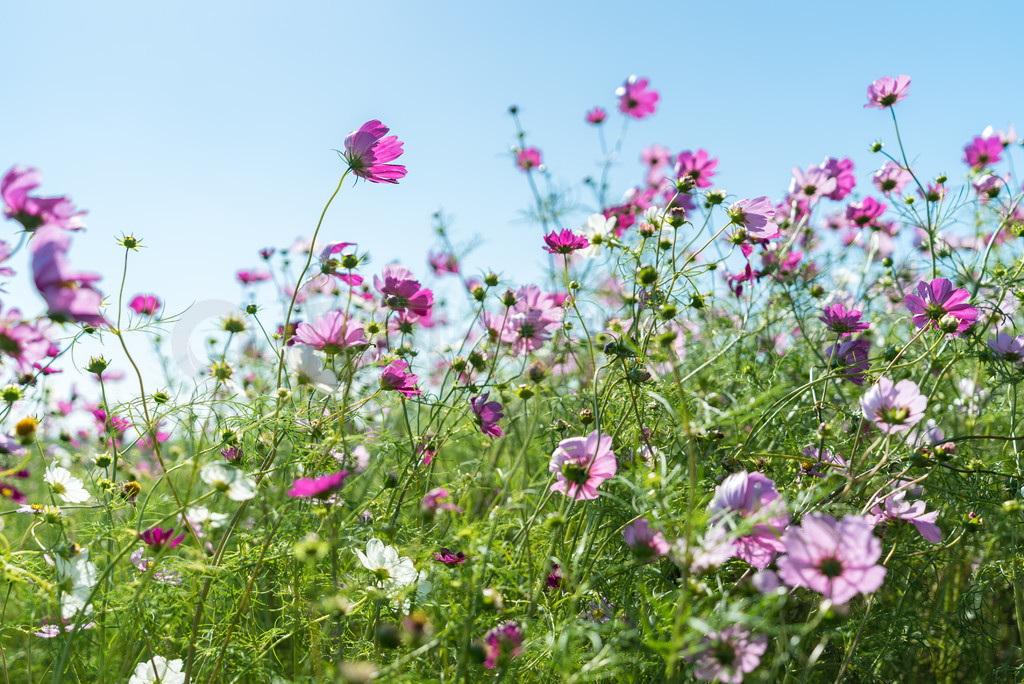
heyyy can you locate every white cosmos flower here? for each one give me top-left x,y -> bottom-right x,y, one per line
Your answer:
285,346 -> 342,395
54,547 -> 98,619
200,463 -> 256,501
578,213 -> 617,258
128,656 -> 186,684
44,463 -> 90,503
354,538 -> 418,592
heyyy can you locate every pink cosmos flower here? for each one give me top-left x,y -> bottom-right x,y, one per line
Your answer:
789,165 -> 838,206
374,264 -> 434,319
903,277 -> 978,335
864,75 -> 911,109
641,144 -> 672,170
687,626 -> 768,683
515,147 -> 542,172
963,135 -> 1003,171
860,377 -> 927,434
427,250 -> 459,276
236,269 -> 271,285
821,157 -> 856,201
470,393 -> 504,437
585,107 -> 607,125
727,197 -> 779,239
819,303 -> 870,336
623,518 -> 670,560
341,120 -> 407,184
707,471 -> 789,569
988,332 -> 1024,363
674,150 -> 717,188
616,76 -> 659,119
287,470 -> 349,499
0,306 -> 50,371
871,489 -> 941,543
972,173 -> 1008,200
543,229 -> 590,254
825,337 -> 871,385
31,225 -> 106,326
293,310 -> 367,355
845,197 -> 887,228
0,481 -> 27,502
483,284 -> 563,356
379,359 -> 421,397
549,430 -> 617,501
483,621 -> 523,669
421,487 -> 462,514
128,294 -> 161,316
138,526 -> 186,551
872,162 -> 913,196
1,166 -> 86,231
778,513 -> 886,605
433,548 -> 466,565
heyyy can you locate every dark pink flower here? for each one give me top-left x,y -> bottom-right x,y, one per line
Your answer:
128,294 -> 161,316
821,157 -> 856,201
287,470 -> 349,499
1,166 -> 86,232
374,264 -> 434,319
674,150 -> 717,188
819,303 -> 870,336
616,76 -> 659,119
433,548 -> 466,565
138,526 -> 186,551
872,162 -> 913,196
845,197 -> 887,228
963,135 -> 1002,171
379,359 -> 421,397
31,226 -> 106,326
236,269 -> 271,285
341,120 -> 407,184
542,229 -> 590,254
727,197 -> 779,239
585,107 -> 607,125
687,625 -> 768,683
778,513 -> 886,605
428,251 -> 459,276
515,147 -> 541,172
870,489 -> 941,543
0,481 -> 26,503
825,337 -> 871,385
903,277 -> 978,335
623,518 -> 670,560
545,563 -> 563,591
470,393 -> 504,437
293,310 -> 367,355
549,430 -> 616,501
865,75 -> 911,109
483,621 -> 523,669
707,471 -> 789,569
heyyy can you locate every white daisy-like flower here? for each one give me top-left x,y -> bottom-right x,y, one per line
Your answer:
200,463 -> 256,501
128,656 -> 186,684
285,346 -> 342,396
54,547 -> 98,619
354,538 -> 418,592
578,213 -> 617,259
185,505 -> 229,529
44,463 -> 90,503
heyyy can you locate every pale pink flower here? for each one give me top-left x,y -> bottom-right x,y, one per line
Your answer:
31,225 -> 105,326
687,626 -> 768,683
789,165 -> 837,206
727,197 -> 779,239
623,518 -> 670,560
1,166 -> 86,231
864,75 -> 911,109
549,430 -> 617,501
872,162 -> 913,196
859,377 -> 926,434
293,310 -> 367,355
870,489 -> 941,543
707,471 -> 789,569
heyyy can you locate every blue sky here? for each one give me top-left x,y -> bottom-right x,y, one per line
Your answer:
2,0 -> 1023,399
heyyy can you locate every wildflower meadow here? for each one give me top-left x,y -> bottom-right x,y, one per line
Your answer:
3,71 -> 1024,683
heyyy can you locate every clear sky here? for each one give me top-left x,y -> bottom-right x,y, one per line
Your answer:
2,0 -> 1023,399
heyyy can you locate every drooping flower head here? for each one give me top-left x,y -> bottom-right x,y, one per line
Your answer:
777,513 -> 886,605
870,488 -> 941,544
341,120 -> 407,184
687,625 -> 768,683
549,430 -> 617,501
860,377 -> 927,434
379,359 -> 421,397
483,621 -> 524,669
864,75 -> 911,109
470,393 -> 504,437
138,526 -> 186,551
1,166 -> 86,232
707,471 -> 789,568
825,337 -> 871,385
287,470 -> 349,499
903,277 -> 978,335
727,197 -> 779,239
31,225 -> 106,326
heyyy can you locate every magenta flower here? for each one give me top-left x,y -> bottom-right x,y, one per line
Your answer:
31,225 -> 106,326
138,526 -> 186,551
341,120 -> 407,184
687,626 -> 768,683
904,277 -> 978,335
427,250 -> 459,276
789,165 -> 837,206
293,310 -> 367,355
546,563 -> 563,591
860,377 -> 926,434
674,149 -> 717,188
421,487 -> 462,514
1,166 -> 86,231
128,294 -> 161,316
707,471 -> 789,569
821,157 -> 856,201
287,470 -> 349,499
825,337 -> 871,385
374,264 -> 434,319
585,107 -> 607,125
0,481 -> 27,503
864,75 -> 911,109
236,269 -> 271,285
549,430 -> 617,501
616,76 -> 659,119
871,489 -> 941,543
483,284 -> 563,356
515,147 -> 542,172
988,332 -> 1024,363
963,135 -> 1003,171
483,621 -> 523,669
433,548 -> 466,565
845,197 -> 887,228
0,306 -> 49,371
819,303 -> 870,336
542,229 -> 590,255
778,513 -> 886,605
623,518 -> 670,560
470,393 -> 504,438
872,162 -> 913,196
727,197 -> 779,239
379,359 -> 421,397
